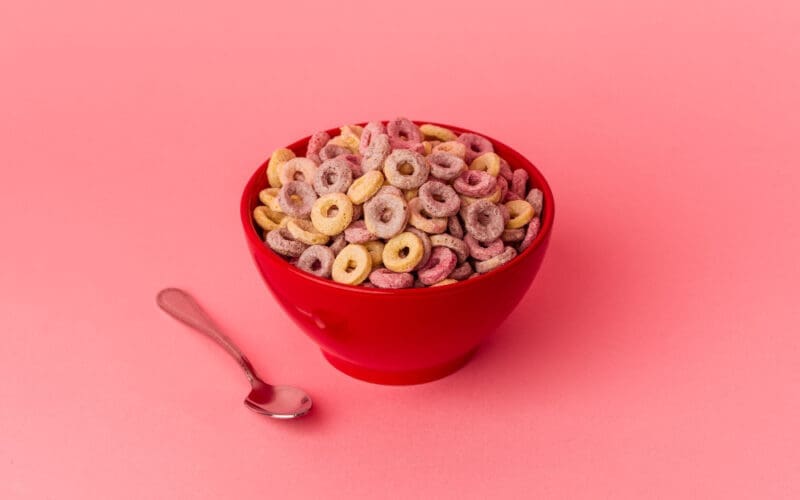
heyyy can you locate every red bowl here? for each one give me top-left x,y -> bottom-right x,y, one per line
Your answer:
240,122 -> 555,385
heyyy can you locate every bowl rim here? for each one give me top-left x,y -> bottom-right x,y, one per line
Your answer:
240,120 -> 555,295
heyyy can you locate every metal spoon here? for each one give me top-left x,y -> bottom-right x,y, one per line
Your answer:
156,287 -> 312,419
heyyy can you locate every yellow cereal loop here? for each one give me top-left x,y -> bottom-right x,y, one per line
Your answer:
311,193 -> 354,236
258,188 -> 283,212
331,244 -> 372,285
460,187 -> 502,208
364,240 -> 385,266
504,200 -> 534,229
253,205 -> 285,231
404,188 -> 418,201
347,170 -> 384,205
420,124 -> 457,142
382,232 -> 424,272
287,218 -> 330,245
431,278 -> 459,287
470,153 -> 501,177
328,134 -> 360,153
432,141 -> 467,160
340,125 -> 363,139
267,148 -> 295,188
422,141 -> 433,155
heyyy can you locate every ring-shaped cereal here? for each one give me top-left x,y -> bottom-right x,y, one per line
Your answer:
469,152 -> 501,177
408,197 -> 447,234
329,233 -> 347,255
313,158 -> 353,195
430,278 -> 459,287
404,188 -> 418,201
331,244 -> 372,285
253,205 -> 285,231
258,187 -> 283,212
265,227 -> 308,257
377,185 -> 403,198
344,220 -> 377,243
359,121 -> 386,155
340,124 -> 363,139
430,233 -> 469,262
417,247 -> 458,285
464,234 -> 504,260
519,217 -> 541,251
267,148 -> 295,188
511,168 -> 529,198
279,157 -> 318,186
406,227 -> 432,270
474,246 -> 517,274
382,232 -> 424,272
448,215 -> 464,239
504,200 -> 534,229
458,132 -> 494,164
310,192 -> 354,236
453,170 -> 498,197
364,192 -> 409,239
420,123 -> 457,142
418,180 -> 460,217
363,240 -> 385,267
526,188 -> 544,216
464,199 -> 505,242
319,143 -> 351,162
327,134 -> 360,154
448,261 -> 473,280
278,180 -> 318,218
499,158 -> 513,181
287,218 -> 330,245
346,169 -> 384,205
368,268 -> 414,289
383,149 -> 429,189
387,117 -> 423,145
306,130 -> 330,164
501,228 -> 526,242
296,245 -> 335,278
427,152 -> 467,182
432,141 -> 467,160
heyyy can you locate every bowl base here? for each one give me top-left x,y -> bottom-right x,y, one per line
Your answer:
321,349 -> 476,385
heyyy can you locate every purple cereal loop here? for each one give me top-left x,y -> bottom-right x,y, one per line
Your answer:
364,192 -> 409,239
296,245 -> 335,278
417,247 -> 458,285
329,233 -> 347,255
464,234 -> 504,260
464,199 -> 504,243
430,233 -> 469,262
474,246 -> 517,274
502,189 -> 522,203
519,217 -> 541,251
351,203 -> 363,221
499,203 -> 510,226
457,132 -> 494,164
359,121 -> 386,155
497,175 -> 509,201
368,268 -> 414,289
427,152 -> 466,182
448,261 -> 473,280
307,130 -> 331,164
313,158 -> 353,195
418,180 -> 460,218
406,227 -> 432,270
408,197 -> 447,234
361,133 -> 391,173
413,278 -> 426,288
501,228 -> 526,242
319,143 -> 351,162
389,137 -> 425,153
526,188 -> 544,216
387,117 -> 423,145
499,158 -> 513,181
453,170 -> 497,197
383,149 -> 429,189
448,215 -> 464,239
344,220 -> 378,243
266,227 -> 308,257
511,168 -> 529,198
340,154 -> 363,178
278,180 -> 318,218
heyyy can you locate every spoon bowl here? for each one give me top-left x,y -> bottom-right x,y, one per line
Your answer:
245,383 -> 313,418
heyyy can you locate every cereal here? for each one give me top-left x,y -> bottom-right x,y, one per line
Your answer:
404,188 -> 418,201
430,278 -> 458,287
420,123 -> 457,142
377,185 -> 403,198
258,188 -> 283,212
359,121 -> 387,155
511,168 -> 529,198
526,188 -> 544,216
387,117 -> 423,150
427,152 -> 467,182
331,244 -> 372,285
499,158 -> 513,181
296,245 -> 335,278
265,227 -> 308,257
454,170 -> 497,198
311,193 -> 354,236
408,197 -> 447,234
519,217 -> 541,251
417,247 -> 457,285
253,205 -> 284,231
418,180 -> 460,217
383,149 -> 429,189
364,192 -> 409,239
328,134 -> 360,153
464,199 -> 504,242
430,233 -> 469,262
474,246 -> 517,273
501,228 -> 525,242
341,154 -> 364,178
383,232 -> 424,272
364,240 -> 385,266
319,143 -> 351,162
329,233 -> 347,255
306,131 -> 330,164
406,227 -> 432,270
458,132 -> 494,164
368,268 -> 414,289
448,215 -> 464,239
267,148 -> 295,188
278,180 -> 318,218
504,200 -> 534,229
448,261 -> 473,280
464,234 -> 504,261
287,218 -> 330,245
470,152 -> 501,177
313,158 -> 353,195
347,169 -> 384,204
344,220 -> 377,243
279,157 -> 318,186
432,141 -> 467,160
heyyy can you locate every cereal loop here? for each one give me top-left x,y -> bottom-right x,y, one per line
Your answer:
404,188 -> 418,201
458,132 -> 494,164
383,149 -> 429,189
306,131 -> 330,164
387,117 -> 423,147
296,245 -> 335,278
311,192 -> 354,236
279,157 -> 318,186
347,169 -> 384,204
499,158 -> 513,181
265,227 -> 308,257
420,123 -> 458,142
382,232 -> 424,273
377,185 -> 403,198
359,121 -> 387,155
475,246 -> 517,274
505,200 -> 534,229
278,180 -> 318,218
258,187 -> 283,212
418,180 -> 460,217
427,152 -> 467,182
430,278 -> 459,287
331,244 -> 372,285
287,218 -> 330,245
448,261 -> 473,280
364,192 -> 409,239
526,188 -> 544,216
430,233 -> 469,262
319,143 -> 351,162
432,141 -> 467,160
406,227 -> 432,270
464,234 -> 504,260
344,220 -> 377,243
417,247 -> 458,285
364,240 -> 385,267
519,217 -> 541,251
453,170 -> 497,197
464,199 -> 505,242
328,134 -> 360,154
313,158 -> 353,195
368,268 -> 414,289
329,233 -> 347,255
253,205 -> 284,231
448,215 -> 464,239
501,228 -> 526,242
470,152 -> 501,177
267,148 -> 295,188
408,197 -> 447,234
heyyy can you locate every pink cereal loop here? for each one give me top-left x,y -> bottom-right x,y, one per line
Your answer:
359,121 -> 386,155
448,215 -> 464,239
364,192 -> 410,239
408,197 -> 447,234
430,233 -> 469,262
457,132 -> 494,164
519,217 -> 541,251
453,170 -> 498,197
361,133 -> 391,173
383,149 -> 430,189
340,154 -> 363,178
307,130 -> 331,164
464,199 -> 504,242
526,188 -> 544,216
329,233 -> 347,255
497,175 -> 509,201
296,245 -> 335,278
387,117 -> 423,145
511,168 -> 529,198
448,261 -> 473,280
427,152 -> 467,182
474,246 -> 517,274
418,180 -> 460,218
501,228 -> 526,242
313,158 -> 353,195
266,227 -> 308,257
417,246 -> 458,285
344,220 -> 378,243
406,227 -> 432,270
278,180 -> 318,218
377,185 -> 403,198
368,268 -> 414,289
319,143 -> 351,162
499,158 -> 513,181
464,234 -> 504,260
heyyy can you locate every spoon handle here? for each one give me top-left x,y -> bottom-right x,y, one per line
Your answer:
156,288 -> 258,383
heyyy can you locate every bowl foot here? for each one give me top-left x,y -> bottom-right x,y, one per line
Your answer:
321,349 -> 476,385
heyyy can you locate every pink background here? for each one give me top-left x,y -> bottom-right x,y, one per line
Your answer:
2,1 -> 799,498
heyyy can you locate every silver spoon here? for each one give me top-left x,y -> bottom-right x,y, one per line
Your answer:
156,287 -> 312,419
